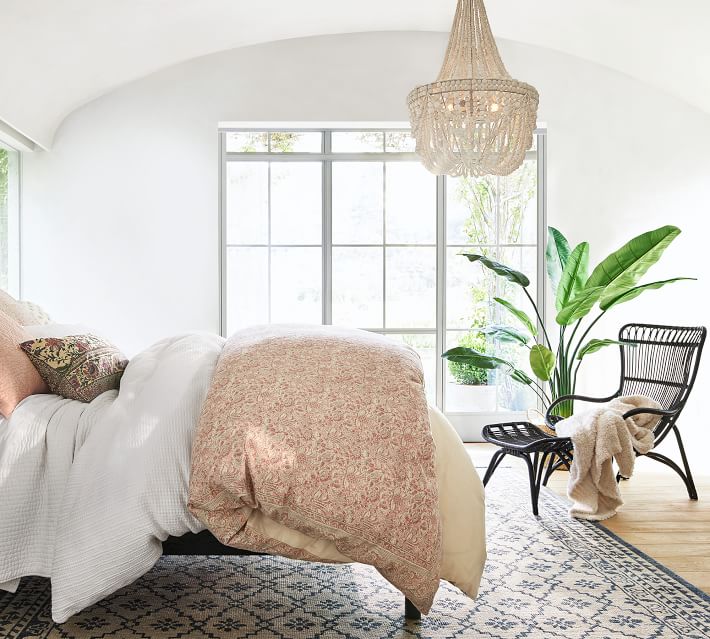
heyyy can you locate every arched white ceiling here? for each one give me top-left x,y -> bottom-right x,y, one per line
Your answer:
1,0 -> 708,149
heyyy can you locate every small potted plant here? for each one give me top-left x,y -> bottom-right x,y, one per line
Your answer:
446,331 -> 497,412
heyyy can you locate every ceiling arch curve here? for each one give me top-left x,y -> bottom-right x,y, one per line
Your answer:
1,0 -> 708,149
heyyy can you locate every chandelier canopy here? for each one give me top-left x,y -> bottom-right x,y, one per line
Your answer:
407,0 -> 539,177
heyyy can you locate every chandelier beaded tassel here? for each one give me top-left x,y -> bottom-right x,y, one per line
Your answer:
408,0 -> 539,177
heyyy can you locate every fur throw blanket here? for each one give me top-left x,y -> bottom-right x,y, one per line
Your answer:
555,395 -> 661,520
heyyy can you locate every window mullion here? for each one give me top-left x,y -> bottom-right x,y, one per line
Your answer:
267,161 -> 272,323
219,131 -> 227,336
436,174 -> 447,411
382,162 -> 387,330
323,131 -> 333,325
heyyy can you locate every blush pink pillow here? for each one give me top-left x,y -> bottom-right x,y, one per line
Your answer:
0,309 -> 49,417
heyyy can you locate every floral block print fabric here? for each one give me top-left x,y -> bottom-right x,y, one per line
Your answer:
188,325 -> 442,614
20,334 -> 128,403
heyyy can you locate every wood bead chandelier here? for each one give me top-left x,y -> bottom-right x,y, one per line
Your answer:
407,0 -> 539,177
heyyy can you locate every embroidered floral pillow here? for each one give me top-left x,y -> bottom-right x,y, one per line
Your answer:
20,335 -> 128,403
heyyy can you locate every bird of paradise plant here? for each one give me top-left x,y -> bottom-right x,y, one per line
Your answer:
442,225 -> 694,418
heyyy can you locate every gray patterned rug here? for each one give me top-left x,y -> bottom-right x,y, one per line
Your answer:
2,473 -> 709,638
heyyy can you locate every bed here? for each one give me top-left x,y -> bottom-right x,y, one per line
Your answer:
0,326 -> 486,624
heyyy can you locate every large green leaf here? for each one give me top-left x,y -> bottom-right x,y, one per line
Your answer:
555,286 -> 606,325
493,297 -> 538,336
510,368 -> 534,386
477,324 -> 529,346
545,227 -> 571,295
600,277 -> 696,311
462,254 -> 530,287
585,225 -> 681,306
555,242 -> 589,312
576,339 -> 625,361
529,344 -> 556,381
441,347 -> 513,370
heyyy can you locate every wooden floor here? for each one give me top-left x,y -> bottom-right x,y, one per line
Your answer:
468,443 -> 710,594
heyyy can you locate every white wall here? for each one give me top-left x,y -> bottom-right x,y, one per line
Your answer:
21,32 -> 710,470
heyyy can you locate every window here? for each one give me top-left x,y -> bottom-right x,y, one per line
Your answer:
0,143 -> 20,296
221,127 -> 545,415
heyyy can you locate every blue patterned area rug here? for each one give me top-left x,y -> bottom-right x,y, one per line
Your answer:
2,474 -> 709,639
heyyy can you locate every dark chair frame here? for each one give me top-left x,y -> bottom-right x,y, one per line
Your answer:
481,422 -> 573,515
482,323 -> 706,514
162,531 -> 423,621
546,323 -> 706,500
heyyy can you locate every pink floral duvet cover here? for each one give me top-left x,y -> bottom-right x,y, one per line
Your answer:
188,325 -> 442,612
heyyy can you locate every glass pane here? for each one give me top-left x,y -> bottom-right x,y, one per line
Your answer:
385,247 -> 436,328
385,131 -> 416,153
270,163 -> 322,245
444,331 -> 497,413
331,131 -> 384,153
270,247 -> 322,324
497,247 -> 538,324
385,163 -> 436,244
446,175 -> 496,245
226,248 -> 269,333
225,132 -> 268,153
332,162 -> 383,244
495,341 -> 537,412
386,334 -> 436,404
332,247 -> 383,328
498,160 -> 538,245
226,162 -> 268,245
270,132 -> 322,153
446,247 -> 497,330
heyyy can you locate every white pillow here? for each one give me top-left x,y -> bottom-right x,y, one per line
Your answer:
0,289 -> 52,326
24,324 -> 95,339
17,300 -> 52,325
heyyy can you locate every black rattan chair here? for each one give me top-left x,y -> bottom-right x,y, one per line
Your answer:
482,323 -> 706,514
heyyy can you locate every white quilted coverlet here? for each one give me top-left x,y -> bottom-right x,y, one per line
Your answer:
0,333 -> 225,622
0,332 -> 485,623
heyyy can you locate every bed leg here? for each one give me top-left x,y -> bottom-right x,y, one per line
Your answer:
404,597 -> 421,621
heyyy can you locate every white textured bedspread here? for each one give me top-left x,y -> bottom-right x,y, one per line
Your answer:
0,331 -> 485,623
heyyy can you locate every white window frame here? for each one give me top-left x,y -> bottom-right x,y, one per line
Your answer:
218,124 -> 547,436
0,140 -> 21,297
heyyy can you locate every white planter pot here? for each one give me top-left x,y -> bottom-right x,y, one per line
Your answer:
445,382 -> 497,413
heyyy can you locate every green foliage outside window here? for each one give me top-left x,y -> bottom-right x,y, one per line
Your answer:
448,331 -> 489,385
449,162 -> 537,388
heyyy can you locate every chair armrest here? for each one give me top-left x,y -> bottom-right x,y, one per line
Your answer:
622,406 -> 678,420
545,393 -> 618,429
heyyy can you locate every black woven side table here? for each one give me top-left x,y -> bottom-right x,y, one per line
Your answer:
481,421 -> 573,516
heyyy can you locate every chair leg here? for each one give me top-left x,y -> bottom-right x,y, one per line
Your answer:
523,453 -> 541,516
674,425 -> 698,500
645,426 -> 698,500
482,449 -> 507,487
542,452 -> 563,486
